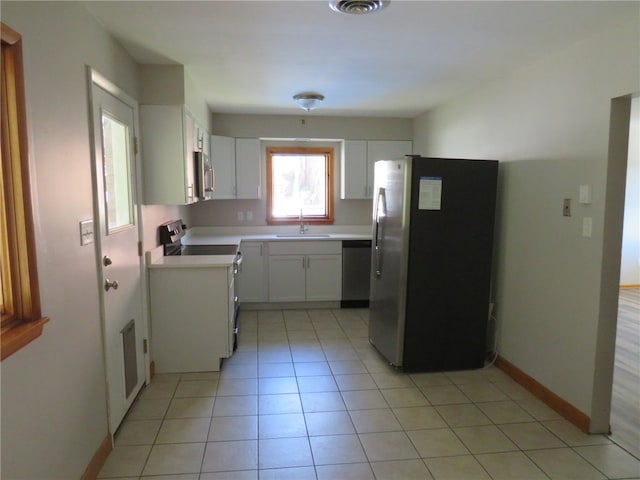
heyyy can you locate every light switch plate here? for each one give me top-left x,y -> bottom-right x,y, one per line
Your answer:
79,219 -> 94,246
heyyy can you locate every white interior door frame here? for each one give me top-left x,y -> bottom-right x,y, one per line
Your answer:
593,93 -> 636,433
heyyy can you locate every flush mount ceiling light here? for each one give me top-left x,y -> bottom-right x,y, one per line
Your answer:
329,0 -> 389,14
293,93 -> 325,112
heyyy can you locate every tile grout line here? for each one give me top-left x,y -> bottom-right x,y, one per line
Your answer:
105,308 -> 636,479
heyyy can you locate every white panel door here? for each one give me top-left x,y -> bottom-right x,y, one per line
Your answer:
90,76 -> 146,433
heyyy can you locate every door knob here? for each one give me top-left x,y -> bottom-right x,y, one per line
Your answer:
103,255 -> 112,266
104,279 -> 119,291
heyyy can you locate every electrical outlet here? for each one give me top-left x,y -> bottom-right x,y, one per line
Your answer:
563,199 -> 572,217
237,211 -> 244,221
246,211 -> 253,221
582,217 -> 593,237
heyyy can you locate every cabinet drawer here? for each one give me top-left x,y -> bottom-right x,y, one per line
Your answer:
268,241 -> 341,255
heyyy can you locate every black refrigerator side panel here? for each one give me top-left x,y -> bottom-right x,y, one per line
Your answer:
403,158 -> 498,372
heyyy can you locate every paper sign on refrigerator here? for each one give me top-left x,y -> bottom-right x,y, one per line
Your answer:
418,176 -> 442,210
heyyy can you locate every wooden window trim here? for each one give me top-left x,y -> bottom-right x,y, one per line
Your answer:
1,22 -> 48,361
266,146 -> 334,225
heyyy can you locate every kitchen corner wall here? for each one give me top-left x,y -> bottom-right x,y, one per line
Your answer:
0,2 -> 183,478
187,114 -> 412,227
412,14 -> 639,432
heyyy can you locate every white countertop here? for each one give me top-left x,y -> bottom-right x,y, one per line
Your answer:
182,225 -> 372,246
146,245 -> 235,269
147,225 -> 372,268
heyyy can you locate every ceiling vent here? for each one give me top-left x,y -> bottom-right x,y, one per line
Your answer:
329,0 -> 389,15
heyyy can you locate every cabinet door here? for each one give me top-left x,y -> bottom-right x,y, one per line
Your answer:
202,132 -> 210,159
341,140 -> 368,199
367,140 -> 413,197
211,135 -> 236,199
227,270 -> 235,357
238,242 -> 266,302
306,254 -> 342,301
149,267 -> 228,373
268,255 -> 306,302
236,138 -> 262,199
140,105 -> 195,205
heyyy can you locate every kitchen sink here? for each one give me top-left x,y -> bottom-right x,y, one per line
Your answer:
276,234 -> 331,238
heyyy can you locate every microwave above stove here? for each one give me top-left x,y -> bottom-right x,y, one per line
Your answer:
195,150 -> 214,201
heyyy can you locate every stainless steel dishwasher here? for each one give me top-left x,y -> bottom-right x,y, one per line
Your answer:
341,240 -> 372,308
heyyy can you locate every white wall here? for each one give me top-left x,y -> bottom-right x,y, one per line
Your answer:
413,15 -> 639,431
0,3 -> 182,478
620,96 -> 640,285
189,113 -> 413,226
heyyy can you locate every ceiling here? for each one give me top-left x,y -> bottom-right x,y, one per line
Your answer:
83,1 -> 634,118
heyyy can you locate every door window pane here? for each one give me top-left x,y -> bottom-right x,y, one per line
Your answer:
101,113 -> 133,232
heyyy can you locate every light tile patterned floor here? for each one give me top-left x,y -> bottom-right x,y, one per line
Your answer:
98,308 -> 640,479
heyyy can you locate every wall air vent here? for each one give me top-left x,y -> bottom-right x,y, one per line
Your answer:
329,0 -> 389,15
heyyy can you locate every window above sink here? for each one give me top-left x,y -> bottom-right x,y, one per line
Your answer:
266,146 -> 334,226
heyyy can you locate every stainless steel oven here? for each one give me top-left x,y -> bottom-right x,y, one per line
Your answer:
158,219 -> 241,351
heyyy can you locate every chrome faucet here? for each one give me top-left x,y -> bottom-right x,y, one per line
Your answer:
299,209 -> 308,234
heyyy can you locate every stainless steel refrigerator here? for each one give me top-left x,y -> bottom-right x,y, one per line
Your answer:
369,156 -> 498,372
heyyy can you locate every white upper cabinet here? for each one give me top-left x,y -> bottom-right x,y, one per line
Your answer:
210,135 -> 262,200
198,123 -> 209,158
140,105 -> 198,205
341,140 -> 368,200
235,138 -> 262,199
210,135 -> 236,199
341,140 -> 413,199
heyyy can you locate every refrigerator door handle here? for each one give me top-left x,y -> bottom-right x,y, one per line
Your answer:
373,187 -> 386,278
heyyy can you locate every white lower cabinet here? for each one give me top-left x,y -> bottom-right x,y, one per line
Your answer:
268,241 -> 342,302
238,241 -> 267,302
268,255 -> 307,301
149,266 -> 233,373
305,254 -> 342,301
